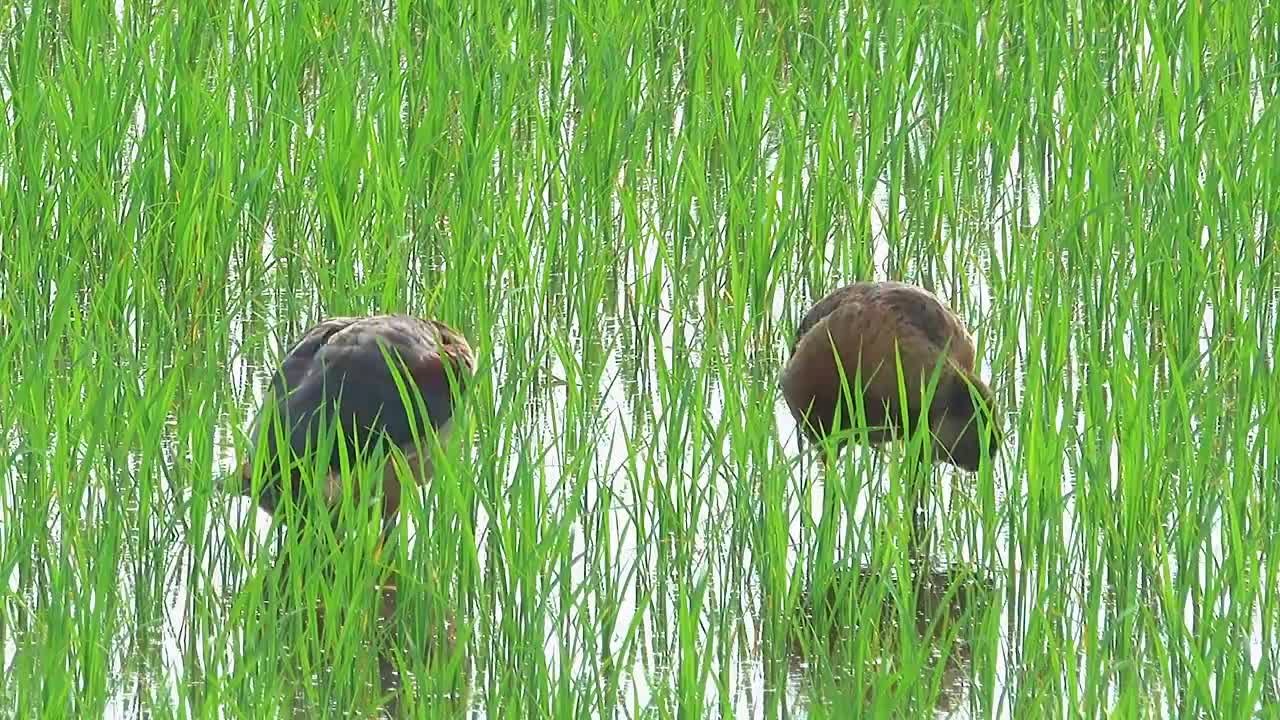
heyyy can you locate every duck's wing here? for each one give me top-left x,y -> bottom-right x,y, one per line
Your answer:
791,282 -> 876,353
302,315 -> 474,450
232,317 -> 362,503
783,282 -> 979,439
870,284 -> 976,372
243,315 -> 475,481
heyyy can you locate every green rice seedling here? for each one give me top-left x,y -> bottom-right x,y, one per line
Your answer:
3,0 -> 1279,717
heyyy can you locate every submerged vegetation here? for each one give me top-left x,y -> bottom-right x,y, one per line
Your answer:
2,0 -> 1278,717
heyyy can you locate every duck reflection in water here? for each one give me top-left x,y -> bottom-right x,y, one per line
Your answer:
769,563 -> 994,716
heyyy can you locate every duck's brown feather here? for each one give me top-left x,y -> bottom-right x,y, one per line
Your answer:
782,282 -> 998,470
235,314 -> 475,519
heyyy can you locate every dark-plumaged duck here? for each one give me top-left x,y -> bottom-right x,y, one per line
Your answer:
228,314 -> 476,531
781,281 -> 1000,471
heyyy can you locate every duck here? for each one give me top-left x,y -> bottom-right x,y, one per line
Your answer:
227,314 -> 477,537
780,281 -> 1000,471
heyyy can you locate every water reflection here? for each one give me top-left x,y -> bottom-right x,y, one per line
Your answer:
228,543 -> 468,719
778,563 -> 994,717
373,577 -> 467,718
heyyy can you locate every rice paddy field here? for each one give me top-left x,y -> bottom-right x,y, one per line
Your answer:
2,0 -> 1279,717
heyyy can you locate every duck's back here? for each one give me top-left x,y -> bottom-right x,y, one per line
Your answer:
245,315 -> 473,479
792,282 -> 974,368
782,281 -> 976,439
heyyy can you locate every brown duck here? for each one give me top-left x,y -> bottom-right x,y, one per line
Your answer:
781,281 -> 1001,471
227,314 -> 477,533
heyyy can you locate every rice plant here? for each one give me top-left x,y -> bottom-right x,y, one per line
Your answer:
2,0 -> 1277,717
